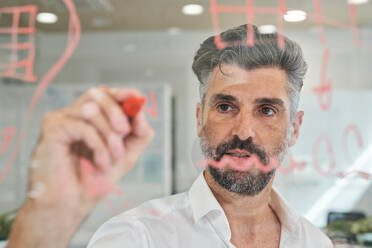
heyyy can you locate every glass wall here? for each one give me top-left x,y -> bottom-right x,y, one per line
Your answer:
1,0 -> 372,247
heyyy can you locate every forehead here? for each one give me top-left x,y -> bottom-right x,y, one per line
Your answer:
206,65 -> 289,104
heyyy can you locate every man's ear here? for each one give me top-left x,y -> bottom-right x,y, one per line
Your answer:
289,111 -> 304,147
196,103 -> 202,137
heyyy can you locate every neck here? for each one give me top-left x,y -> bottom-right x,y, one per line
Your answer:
204,169 -> 278,231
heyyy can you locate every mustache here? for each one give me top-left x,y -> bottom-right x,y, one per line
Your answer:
214,135 -> 267,164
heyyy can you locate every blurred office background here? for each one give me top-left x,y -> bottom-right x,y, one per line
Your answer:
0,0 -> 372,247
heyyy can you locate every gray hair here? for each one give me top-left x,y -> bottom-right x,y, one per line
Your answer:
192,24 -> 307,119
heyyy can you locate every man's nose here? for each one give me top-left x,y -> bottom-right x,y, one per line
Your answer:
231,111 -> 257,141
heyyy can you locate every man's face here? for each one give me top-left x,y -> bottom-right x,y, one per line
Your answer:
196,65 -> 303,195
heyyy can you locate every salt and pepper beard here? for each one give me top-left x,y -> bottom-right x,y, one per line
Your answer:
200,125 -> 290,196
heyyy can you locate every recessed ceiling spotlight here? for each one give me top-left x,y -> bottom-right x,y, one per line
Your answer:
284,10 -> 307,22
348,0 -> 369,4
182,4 -> 204,15
36,12 -> 58,24
258,25 -> 277,34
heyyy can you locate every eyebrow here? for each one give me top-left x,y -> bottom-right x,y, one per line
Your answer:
254,98 -> 285,107
208,94 -> 238,106
208,94 -> 285,108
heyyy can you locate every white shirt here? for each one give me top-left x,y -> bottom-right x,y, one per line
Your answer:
88,171 -> 333,248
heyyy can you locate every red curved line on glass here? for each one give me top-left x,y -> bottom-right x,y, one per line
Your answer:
0,127 -> 17,155
314,0 -> 327,44
195,154 -> 280,174
209,0 -> 287,50
348,3 -> 361,46
342,124 -> 364,163
337,170 -> 372,180
312,48 -> 332,111
312,135 -> 335,177
0,0 -> 81,184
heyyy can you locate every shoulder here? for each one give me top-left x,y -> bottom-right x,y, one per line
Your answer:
87,191 -> 190,248
297,216 -> 333,247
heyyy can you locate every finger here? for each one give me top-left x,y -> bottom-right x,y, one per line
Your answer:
88,88 -> 131,135
62,101 -> 112,145
45,116 -> 113,171
131,110 -> 153,138
63,101 -> 127,162
72,87 -> 131,136
124,110 -> 154,156
106,87 -> 142,102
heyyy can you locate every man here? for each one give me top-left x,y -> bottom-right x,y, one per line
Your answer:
7,24 -> 332,248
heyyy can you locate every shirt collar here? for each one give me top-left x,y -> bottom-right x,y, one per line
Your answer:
188,170 -> 301,237
269,188 -> 300,236
189,170 -> 225,223
189,170 -> 232,242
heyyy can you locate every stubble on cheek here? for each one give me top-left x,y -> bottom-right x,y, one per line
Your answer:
200,123 -> 215,158
259,117 -> 290,156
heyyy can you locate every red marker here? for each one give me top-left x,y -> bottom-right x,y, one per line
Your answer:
122,95 -> 147,117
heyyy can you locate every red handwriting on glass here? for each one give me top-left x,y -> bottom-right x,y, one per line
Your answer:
0,0 -> 81,185
209,0 -> 287,49
348,3 -> 361,46
311,129 -> 369,180
312,48 -> 333,111
195,154 -> 306,175
342,124 -> 363,163
277,156 -> 307,174
307,0 -> 361,46
196,154 -> 280,173
145,90 -> 158,119
209,0 -> 363,49
195,152 -> 372,181
312,135 -> 335,176
276,0 -> 287,49
0,127 -> 16,155
337,170 -> 371,180
195,128 -> 368,180
313,0 -> 327,44
0,5 -> 38,82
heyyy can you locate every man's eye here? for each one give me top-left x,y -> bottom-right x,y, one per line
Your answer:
216,104 -> 232,113
261,106 -> 276,116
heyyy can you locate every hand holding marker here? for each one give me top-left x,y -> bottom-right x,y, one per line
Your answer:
80,95 -> 147,169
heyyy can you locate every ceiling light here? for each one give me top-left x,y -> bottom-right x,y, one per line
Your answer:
348,0 -> 369,4
283,10 -> 307,22
182,4 -> 204,15
36,12 -> 58,24
258,25 -> 277,34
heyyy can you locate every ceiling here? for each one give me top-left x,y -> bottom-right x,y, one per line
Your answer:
1,0 -> 372,33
